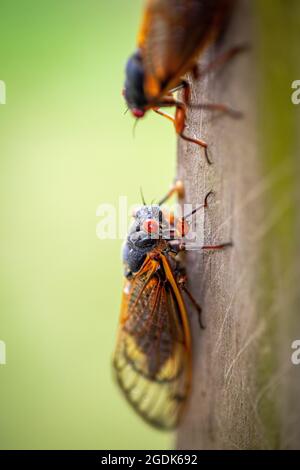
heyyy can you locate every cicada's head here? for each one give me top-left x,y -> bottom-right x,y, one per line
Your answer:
123,50 -> 148,118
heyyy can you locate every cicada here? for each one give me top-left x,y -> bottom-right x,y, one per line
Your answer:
113,182 -> 231,429
123,0 -> 241,163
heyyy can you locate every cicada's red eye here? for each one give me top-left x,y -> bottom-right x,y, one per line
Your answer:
142,219 -> 159,234
176,218 -> 189,237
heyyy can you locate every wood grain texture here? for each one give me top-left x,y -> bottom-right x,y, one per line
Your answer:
176,0 -> 300,450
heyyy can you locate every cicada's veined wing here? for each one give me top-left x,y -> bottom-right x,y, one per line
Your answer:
113,255 -> 192,430
138,0 -> 230,99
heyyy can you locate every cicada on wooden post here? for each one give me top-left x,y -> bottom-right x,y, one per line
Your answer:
113,182 -> 231,429
123,0 -> 242,163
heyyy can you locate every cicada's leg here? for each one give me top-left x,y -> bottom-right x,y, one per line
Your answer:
195,44 -> 248,79
170,78 -> 240,118
182,285 -> 205,330
175,269 -> 205,330
191,64 -> 200,80
201,242 -> 233,251
169,78 -> 189,96
203,190 -> 214,208
154,106 -> 208,158
158,180 -> 185,206
169,235 -> 232,330
166,189 -> 214,251
188,45 -> 248,117
171,82 -> 242,125
153,108 -> 175,124
169,79 -> 191,105
174,102 -> 211,164
191,102 -> 242,119
169,240 -> 232,253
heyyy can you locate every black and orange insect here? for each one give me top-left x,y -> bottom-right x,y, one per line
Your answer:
123,0 -> 241,163
113,182 -> 231,429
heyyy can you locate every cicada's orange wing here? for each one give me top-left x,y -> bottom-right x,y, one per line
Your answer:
138,0 -> 234,99
113,255 -> 192,430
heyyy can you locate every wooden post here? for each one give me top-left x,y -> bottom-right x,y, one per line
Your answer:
176,0 -> 300,450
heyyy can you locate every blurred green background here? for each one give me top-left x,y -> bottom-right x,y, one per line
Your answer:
0,0 -> 176,449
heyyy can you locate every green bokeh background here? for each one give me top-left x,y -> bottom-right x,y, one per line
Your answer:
0,0 -> 175,449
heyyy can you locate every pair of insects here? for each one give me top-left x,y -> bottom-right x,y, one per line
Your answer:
113,0 -> 239,429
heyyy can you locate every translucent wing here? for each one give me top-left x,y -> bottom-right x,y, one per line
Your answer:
138,0 -> 234,99
113,255 -> 192,429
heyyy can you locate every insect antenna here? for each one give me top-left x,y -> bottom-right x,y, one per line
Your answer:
124,107 -> 129,115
